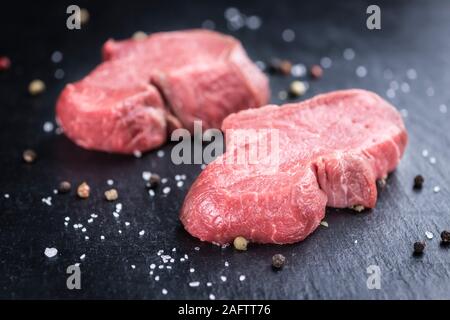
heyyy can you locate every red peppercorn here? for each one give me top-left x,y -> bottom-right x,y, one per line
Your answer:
0,56 -> 11,71
310,65 -> 323,79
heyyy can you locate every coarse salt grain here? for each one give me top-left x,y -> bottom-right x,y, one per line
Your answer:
139,230 -> 145,236
125,222 -> 130,226
239,275 -> 246,281
209,294 -> 216,300
177,181 -> 184,188
87,218 -> 93,223
44,247 -> 58,258
85,236 -> 89,240
190,268 -> 195,273
133,150 -> 142,158
320,57 -> 332,69
194,246 -> 200,251
43,121 -> 54,132
207,282 -> 212,287
189,281 -> 200,287
149,189 -> 155,196
157,150 -> 165,158
220,276 -> 227,282
131,265 -> 136,269
113,212 -> 120,218
150,264 -> 156,269
155,276 -> 160,281
355,66 -> 367,78
425,231 -> 434,239
320,221 -> 329,227
107,179 -> 114,186
422,149 -> 429,157
100,235 -> 105,240
343,48 -> 355,60
80,254 -> 86,260
142,171 -> 151,181
163,187 -> 171,194
65,216 -> 70,221
439,104 -> 447,114
162,288 -> 167,295
433,186 -> 440,193
429,157 -> 436,164
406,68 -> 417,80
281,29 -> 295,42
4,194 -> 10,199
225,261 -> 229,267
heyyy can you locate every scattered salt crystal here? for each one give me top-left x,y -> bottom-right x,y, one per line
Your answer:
422,149 -> 429,157
390,80 -> 399,90
400,82 -> 410,93
166,265 -> 172,270
85,236 -> 89,240
148,189 -> 155,197
51,51 -> 63,63
142,171 -> 151,181
100,235 -> 105,240
320,57 -> 332,69
177,181 -> 184,188
43,121 -> 54,132
125,221 -> 130,227
239,275 -> 246,281
73,224 -> 79,229
131,265 -> 136,269
429,157 -> 436,164
53,189 -> 58,195
356,66 -> 367,78
159,265 -> 164,269
281,29 -> 295,42
87,218 -> 93,223
162,187 -> 171,194
162,288 -> 167,295
201,164 -> 207,170
291,64 -> 307,77
433,186 -> 441,193
406,68 -> 417,80
4,194 -> 9,199
161,178 -> 168,184
220,276 -> 227,282
133,150 -> 142,158
354,240 -> 358,244
202,19 -> 216,30
189,281 -> 200,287
278,90 -> 288,100
107,179 -> 114,186
54,69 -> 65,79
91,213 -> 98,218
118,230 -> 122,234
343,48 -> 355,60
65,217 -> 70,221
139,230 -> 145,236
246,15 -> 262,30
194,246 -> 200,251
209,294 -> 216,300
81,227 -> 86,233
172,248 -> 176,252
439,104 -> 447,114
426,87 -> 435,97
400,109 -> 408,118
155,276 -> 160,281
175,174 -> 181,181
320,221 -> 329,227
225,261 -> 229,267
255,60 -> 266,71
157,150 -> 165,158
64,222 -> 68,226
44,247 -> 58,258
206,282 -> 212,287
149,271 -> 154,275
150,264 -> 156,269
425,231 -> 434,239
181,174 -> 187,180
41,197 -> 52,206
80,254 -> 86,260
113,212 -> 120,218
180,258 -> 185,262
157,250 -> 164,256
115,203 -> 122,211
184,254 -> 189,260
190,268 -> 195,273
170,258 -> 175,263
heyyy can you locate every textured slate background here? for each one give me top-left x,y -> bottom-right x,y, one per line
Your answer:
0,0 -> 449,299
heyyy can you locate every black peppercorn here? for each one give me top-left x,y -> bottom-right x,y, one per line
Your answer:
441,230 -> 450,243
413,175 -> 424,190
58,181 -> 71,193
272,254 -> 286,269
413,241 -> 426,254
145,174 -> 161,189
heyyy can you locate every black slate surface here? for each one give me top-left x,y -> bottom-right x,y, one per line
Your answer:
0,0 -> 449,299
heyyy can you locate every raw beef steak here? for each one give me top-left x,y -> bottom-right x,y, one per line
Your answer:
56,30 -> 269,153
181,89 -> 408,245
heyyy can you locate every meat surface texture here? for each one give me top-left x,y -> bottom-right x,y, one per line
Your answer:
180,89 -> 408,245
56,30 -> 269,153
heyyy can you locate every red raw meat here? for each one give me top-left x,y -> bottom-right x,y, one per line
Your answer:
181,89 -> 408,245
56,30 -> 269,153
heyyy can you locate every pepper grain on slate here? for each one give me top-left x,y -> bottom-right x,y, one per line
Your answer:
22,149 -> 37,163
413,241 -> 426,254
310,65 -> 323,79
272,254 -> 286,269
413,175 -> 424,189
77,182 -> 90,199
145,174 -> 161,189
58,181 -> 71,193
441,230 -> 450,243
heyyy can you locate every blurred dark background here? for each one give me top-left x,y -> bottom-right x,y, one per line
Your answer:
0,0 -> 449,299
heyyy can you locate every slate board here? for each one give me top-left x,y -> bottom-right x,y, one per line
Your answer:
0,0 -> 449,299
